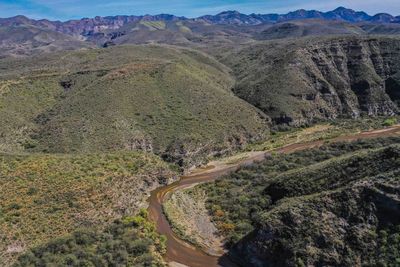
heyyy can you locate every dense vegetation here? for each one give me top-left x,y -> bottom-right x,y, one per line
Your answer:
200,137 -> 400,266
1,8 -> 400,267
0,151 -> 174,265
14,209 -> 167,267
202,137 -> 400,244
0,45 -> 268,167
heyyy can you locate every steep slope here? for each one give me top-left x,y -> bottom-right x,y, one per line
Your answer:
91,20 -> 191,46
199,137 -> 400,266
0,45 -> 268,166
222,36 -> 400,126
231,145 -> 400,267
199,11 -> 265,25
324,7 -> 371,22
0,151 -> 175,265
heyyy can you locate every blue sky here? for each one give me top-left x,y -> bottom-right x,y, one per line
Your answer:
0,0 -> 399,21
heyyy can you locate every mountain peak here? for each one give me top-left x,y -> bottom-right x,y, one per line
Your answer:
11,15 -> 29,19
1,6 -> 398,32
325,6 -> 370,22
369,13 -> 395,23
333,6 -> 352,12
0,15 -> 33,26
216,10 -> 243,16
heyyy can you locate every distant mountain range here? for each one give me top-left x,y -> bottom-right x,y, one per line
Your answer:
1,7 -> 399,34
198,7 -> 400,25
1,7 -> 400,57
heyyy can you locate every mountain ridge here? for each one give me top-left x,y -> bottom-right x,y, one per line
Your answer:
1,6 -> 399,31
2,7 -> 400,58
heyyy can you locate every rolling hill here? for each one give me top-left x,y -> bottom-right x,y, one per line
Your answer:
0,45 -> 269,167
255,19 -> 365,40
0,43 -> 269,266
0,24 -> 92,57
1,6 -> 400,267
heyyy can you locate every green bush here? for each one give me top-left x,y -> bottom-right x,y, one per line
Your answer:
13,211 -> 165,267
383,118 -> 397,126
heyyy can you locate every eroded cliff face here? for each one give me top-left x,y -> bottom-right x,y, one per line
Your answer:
231,177 -> 400,267
228,145 -> 400,267
299,38 -> 400,118
227,37 -> 400,126
162,129 -> 266,169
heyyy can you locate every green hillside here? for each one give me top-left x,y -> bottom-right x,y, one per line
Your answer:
0,151 -> 174,265
0,45 -> 268,167
199,137 -> 400,266
2,11 -> 400,267
13,210 -> 167,267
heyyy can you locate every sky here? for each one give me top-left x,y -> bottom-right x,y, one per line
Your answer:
0,0 -> 399,21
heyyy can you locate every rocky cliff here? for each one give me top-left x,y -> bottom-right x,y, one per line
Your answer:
224,36 -> 400,126
229,145 -> 400,266
233,176 -> 400,266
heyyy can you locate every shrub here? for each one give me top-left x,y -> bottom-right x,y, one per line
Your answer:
383,118 -> 397,126
201,137 -> 400,246
14,213 -> 166,266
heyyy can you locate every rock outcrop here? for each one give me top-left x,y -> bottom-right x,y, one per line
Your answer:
229,145 -> 400,266
226,36 -> 400,126
232,176 -> 400,267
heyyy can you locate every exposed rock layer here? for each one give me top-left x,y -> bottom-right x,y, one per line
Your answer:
230,145 -> 400,266
225,37 -> 400,126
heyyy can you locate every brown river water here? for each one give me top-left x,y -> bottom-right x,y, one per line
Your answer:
147,125 -> 400,267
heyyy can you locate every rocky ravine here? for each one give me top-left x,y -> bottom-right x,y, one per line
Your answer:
225,36 -> 400,126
